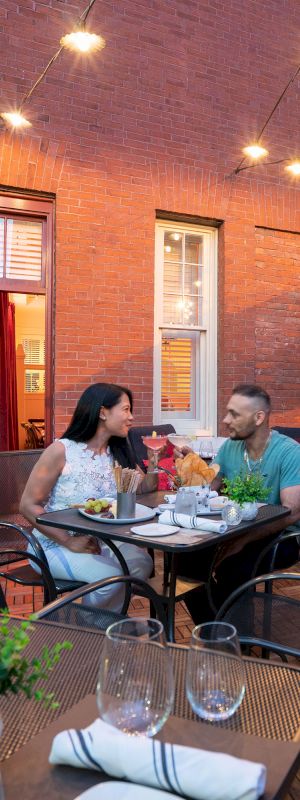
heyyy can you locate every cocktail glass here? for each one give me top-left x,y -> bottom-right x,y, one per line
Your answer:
167,434 -> 192,450
142,435 -> 168,473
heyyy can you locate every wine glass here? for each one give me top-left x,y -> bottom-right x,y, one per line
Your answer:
186,622 -> 245,721
142,435 -> 168,473
96,617 -> 174,736
167,434 -> 192,450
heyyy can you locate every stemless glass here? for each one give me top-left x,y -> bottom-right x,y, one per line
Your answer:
97,618 -> 174,736
175,487 -> 198,515
186,622 -> 245,721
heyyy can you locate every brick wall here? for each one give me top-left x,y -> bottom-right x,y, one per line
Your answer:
0,0 -> 299,433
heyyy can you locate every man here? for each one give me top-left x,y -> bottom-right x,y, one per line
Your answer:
178,384 -> 300,623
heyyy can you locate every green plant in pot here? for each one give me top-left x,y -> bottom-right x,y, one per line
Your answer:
0,611 -> 72,707
222,471 -> 270,520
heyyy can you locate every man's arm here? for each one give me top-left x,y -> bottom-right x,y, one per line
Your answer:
280,485 -> 300,526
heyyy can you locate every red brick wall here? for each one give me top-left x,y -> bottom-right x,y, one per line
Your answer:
0,0 -> 299,433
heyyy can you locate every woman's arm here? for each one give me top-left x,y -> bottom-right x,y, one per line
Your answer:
20,442 -> 99,554
137,451 -> 159,493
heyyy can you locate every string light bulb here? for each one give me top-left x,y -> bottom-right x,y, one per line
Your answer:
242,143 -> 269,160
60,30 -> 105,53
0,111 -> 31,128
285,160 -> 300,176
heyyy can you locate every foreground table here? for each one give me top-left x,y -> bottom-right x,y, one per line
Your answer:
0,620 -> 299,800
37,495 -> 290,640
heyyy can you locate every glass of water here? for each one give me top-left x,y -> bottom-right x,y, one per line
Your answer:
96,617 -> 174,736
175,487 -> 198,515
186,622 -> 245,721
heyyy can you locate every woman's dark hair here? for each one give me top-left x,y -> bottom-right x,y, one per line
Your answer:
61,383 -> 136,468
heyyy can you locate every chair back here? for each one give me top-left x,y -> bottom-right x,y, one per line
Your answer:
37,574 -> 169,635
272,426 -> 300,443
216,571 -> 300,658
128,424 -> 176,467
0,450 -> 42,517
0,548 -> 57,608
0,521 -> 48,563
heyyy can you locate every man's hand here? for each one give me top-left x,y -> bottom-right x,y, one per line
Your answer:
173,445 -> 193,459
66,535 -> 101,554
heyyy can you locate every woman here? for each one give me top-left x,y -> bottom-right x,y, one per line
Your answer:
20,383 -> 157,611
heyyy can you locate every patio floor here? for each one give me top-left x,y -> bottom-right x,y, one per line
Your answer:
2,554 -> 299,649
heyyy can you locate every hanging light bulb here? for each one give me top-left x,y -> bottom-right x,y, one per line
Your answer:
60,29 -> 105,53
0,111 -> 31,128
285,160 -> 300,176
242,143 -> 269,160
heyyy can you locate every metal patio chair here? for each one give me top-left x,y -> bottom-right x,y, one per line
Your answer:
36,574 -> 169,635
216,571 -> 300,660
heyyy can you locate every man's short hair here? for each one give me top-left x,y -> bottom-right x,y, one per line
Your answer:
232,384 -> 271,413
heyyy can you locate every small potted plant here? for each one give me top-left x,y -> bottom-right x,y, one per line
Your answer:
222,471 -> 270,520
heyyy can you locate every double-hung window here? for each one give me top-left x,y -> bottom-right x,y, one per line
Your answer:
154,219 -> 217,434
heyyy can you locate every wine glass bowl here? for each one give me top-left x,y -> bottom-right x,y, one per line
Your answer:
167,434 -> 192,449
186,622 -> 245,722
96,618 -> 174,737
142,435 -> 168,473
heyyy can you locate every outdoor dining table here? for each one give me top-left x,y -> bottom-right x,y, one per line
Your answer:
0,619 -> 299,800
37,493 -> 291,641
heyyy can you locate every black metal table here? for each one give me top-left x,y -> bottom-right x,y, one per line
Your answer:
0,620 -> 299,800
37,494 -> 290,641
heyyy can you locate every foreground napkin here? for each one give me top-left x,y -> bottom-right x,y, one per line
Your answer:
49,718 -> 266,800
159,510 -> 227,534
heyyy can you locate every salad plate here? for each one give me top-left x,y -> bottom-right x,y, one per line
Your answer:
74,781 -> 177,800
131,523 -> 180,537
79,504 -> 156,525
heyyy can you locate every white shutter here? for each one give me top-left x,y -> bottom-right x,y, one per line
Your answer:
161,331 -> 199,418
6,219 -> 42,281
0,217 -> 4,278
22,338 -> 45,365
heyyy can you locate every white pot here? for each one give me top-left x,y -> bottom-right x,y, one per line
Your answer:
240,501 -> 258,520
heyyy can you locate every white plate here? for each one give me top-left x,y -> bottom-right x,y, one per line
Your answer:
74,780 -> 178,800
131,523 -> 180,537
79,504 -> 156,525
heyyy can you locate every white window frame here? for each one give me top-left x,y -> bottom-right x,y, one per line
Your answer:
153,219 -> 218,435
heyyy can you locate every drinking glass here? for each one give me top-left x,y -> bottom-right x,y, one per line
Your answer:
221,501 -> 243,526
167,434 -> 192,450
186,622 -> 245,721
96,617 -> 174,736
175,487 -> 198,515
142,435 -> 168,473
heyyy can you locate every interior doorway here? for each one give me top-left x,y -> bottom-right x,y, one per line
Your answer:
0,292 -> 46,450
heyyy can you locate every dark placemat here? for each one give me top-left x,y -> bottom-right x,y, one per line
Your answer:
0,620 -> 299,762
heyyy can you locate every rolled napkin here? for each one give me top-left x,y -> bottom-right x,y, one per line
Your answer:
159,510 -> 228,534
49,717 -> 266,800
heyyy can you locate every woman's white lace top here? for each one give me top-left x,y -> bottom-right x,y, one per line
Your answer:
33,438 -> 117,550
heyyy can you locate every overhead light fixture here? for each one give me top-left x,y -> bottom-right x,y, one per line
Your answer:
0,0 -> 105,132
60,30 -> 105,54
285,160 -> 300,176
242,144 -> 269,160
231,62 -> 300,178
0,111 -> 31,129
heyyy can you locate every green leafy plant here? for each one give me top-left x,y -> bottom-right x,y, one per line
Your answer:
222,471 -> 270,506
0,611 -> 72,708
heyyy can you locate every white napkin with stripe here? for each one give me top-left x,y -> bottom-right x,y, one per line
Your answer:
49,717 -> 266,800
158,510 -> 227,534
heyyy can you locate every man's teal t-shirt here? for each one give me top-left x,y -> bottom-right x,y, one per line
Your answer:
214,430 -> 300,529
